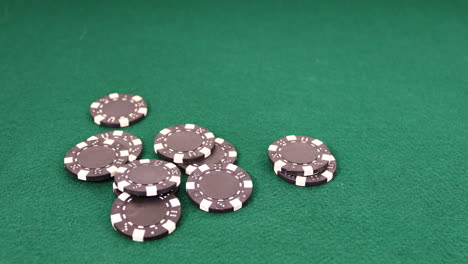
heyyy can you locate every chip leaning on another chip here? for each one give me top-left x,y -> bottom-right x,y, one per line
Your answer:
112,181 -> 180,197
87,130 -> 143,162
114,159 -> 181,197
179,137 -> 238,175
154,124 -> 216,164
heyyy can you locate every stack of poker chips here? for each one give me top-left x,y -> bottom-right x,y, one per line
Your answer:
64,95 -> 255,243
111,159 -> 182,242
268,135 -> 337,187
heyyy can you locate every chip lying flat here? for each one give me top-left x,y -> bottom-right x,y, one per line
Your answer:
64,139 -> 129,181
90,93 -> 147,127
186,163 -> 253,213
268,135 -> 330,176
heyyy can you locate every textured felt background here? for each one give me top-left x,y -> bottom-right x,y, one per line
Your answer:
0,0 -> 467,263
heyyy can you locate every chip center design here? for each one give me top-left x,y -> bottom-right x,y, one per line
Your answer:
199,172 -> 239,199
77,146 -> 116,168
102,100 -> 135,117
166,131 -> 203,151
281,142 -> 318,163
125,197 -> 167,226
128,165 -> 168,184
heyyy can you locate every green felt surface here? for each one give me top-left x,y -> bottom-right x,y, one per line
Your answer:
1,0 -> 467,263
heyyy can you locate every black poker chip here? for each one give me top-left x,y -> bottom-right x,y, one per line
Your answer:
64,139 -> 129,181
110,192 -> 181,241
277,154 -> 337,186
114,159 -> 181,197
153,124 -> 216,164
179,138 -> 238,175
186,163 -> 253,213
268,135 -> 330,176
87,130 -> 143,162
90,93 -> 148,127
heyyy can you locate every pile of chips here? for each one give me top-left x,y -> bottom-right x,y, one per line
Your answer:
63,93 -> 254,242
268,135 -> 337,187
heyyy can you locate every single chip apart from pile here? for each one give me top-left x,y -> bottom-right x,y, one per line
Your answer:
64,139 -> 129,181
111,192 -> 181,241
88,130 -> 143,161
186,163 -> 253,213
179,138 -> 238,175
277,154 -> 337,186
268,135 -> 330,176
114,159 -> 181,197
154,124 -> 215,164
90,93 -> 148,127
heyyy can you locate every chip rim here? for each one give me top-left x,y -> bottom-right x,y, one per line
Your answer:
112,182 -> 123,197
112,182 -> 179,197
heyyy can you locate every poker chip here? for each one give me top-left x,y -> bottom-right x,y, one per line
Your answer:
114,159 -> 181,197
64,139 -> 129,181
180,138 -> 238,175
154,124 -> 215,164
111,192 -> 181,241
277,154 -> 337,186
90,93 -> 148,127
87,130 -> 143,162
186,163 -> 253,213
268,135 -> 330,176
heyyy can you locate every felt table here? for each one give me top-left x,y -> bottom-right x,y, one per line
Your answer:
1,0 -> 467,263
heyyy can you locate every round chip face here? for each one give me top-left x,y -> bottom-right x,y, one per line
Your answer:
268,135 -> 330,176
90,93 -> 148,127
277,154 -> 337,187
64,139 -> 129,181
111,192 -> 181,242
186,163 -> 253,213
154,124 -> 216,164
179,138 -> 238,175
88,130 -> 143,162
114,159 -> 181,197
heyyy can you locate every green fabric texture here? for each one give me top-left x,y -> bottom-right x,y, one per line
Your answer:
0,0 -> 467,263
